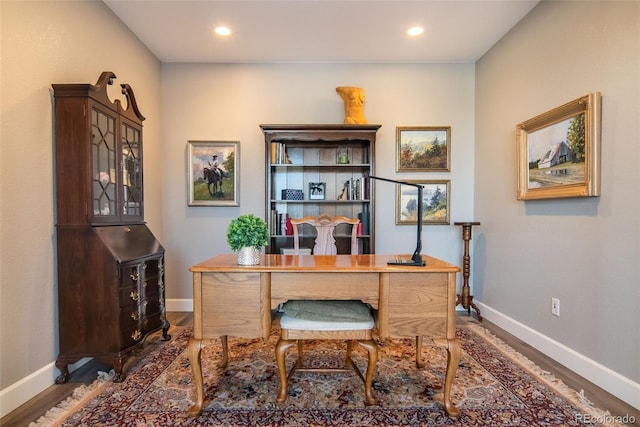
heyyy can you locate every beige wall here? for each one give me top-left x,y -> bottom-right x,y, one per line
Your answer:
0,0 -> 161,415
160,63 -> 475,302
2,0 -> 638,417
475,0 -> 639,405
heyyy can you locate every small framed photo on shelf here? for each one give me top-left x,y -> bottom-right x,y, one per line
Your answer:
396,126 -> 451,172
187,140 -> 239,206
308,182 -> 326,200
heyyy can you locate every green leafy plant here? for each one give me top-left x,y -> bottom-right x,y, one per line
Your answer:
226,214 -> 269,251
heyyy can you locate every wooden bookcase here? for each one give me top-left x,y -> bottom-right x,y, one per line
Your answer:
261,124 -> 380,255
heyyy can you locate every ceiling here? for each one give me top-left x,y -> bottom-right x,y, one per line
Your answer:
103,0 -> 539,64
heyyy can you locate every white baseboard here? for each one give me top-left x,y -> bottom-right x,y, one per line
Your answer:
0,358 -> 90,418
166,298 -> 193,313
476,301 -> 640,410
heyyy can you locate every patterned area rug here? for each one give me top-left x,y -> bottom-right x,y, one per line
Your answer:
32,321 -> 623,426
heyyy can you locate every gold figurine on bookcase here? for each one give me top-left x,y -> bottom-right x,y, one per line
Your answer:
336,86 -> 367,124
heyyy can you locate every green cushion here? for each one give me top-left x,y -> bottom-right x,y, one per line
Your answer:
282,300 -> 371,322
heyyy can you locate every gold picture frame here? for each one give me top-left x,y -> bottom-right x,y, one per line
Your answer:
396,179 -> 450,225
396,126 -> 451,172
516,93 -> 601,200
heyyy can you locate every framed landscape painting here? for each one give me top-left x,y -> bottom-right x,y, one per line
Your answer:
396,179 -> 450,225
396,126 -> 451,172
188,140 -> 239,206
516,93 -> 601,200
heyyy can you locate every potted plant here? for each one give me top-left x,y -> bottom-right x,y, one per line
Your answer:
226,214 -> 269,265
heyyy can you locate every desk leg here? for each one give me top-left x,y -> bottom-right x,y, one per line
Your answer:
188,338 -> 204,417
443,338 -> 461,418
415,336 -> 425,368
219,335 -> 229,369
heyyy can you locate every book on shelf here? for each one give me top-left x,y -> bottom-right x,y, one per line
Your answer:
358,205 -> 370,235
338,175 -> 369,201
270,142 -> 291,164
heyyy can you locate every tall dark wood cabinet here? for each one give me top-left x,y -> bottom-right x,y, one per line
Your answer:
261,124 -> 380,254
52,72 -> 169,384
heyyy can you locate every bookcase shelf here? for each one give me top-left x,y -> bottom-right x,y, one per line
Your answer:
261,124 -> 380,255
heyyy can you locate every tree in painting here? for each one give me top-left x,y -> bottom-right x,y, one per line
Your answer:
567,113 -> 585,161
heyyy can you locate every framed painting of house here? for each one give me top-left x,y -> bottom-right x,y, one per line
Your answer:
188,140 -> 239,206
516,93 -> 601,200
396,126 -> 451,172
396,179 -> 450,225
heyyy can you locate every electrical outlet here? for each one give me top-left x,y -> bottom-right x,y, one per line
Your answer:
551,298 -> 560,316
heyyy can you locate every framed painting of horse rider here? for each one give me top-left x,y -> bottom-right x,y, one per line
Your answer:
188,140 -> 239,206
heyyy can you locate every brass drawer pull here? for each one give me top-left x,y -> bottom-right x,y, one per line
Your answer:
130,290 -> 139,301
130,311 -> 139,321
131,329 -> 141,341
130,271 -> 139,282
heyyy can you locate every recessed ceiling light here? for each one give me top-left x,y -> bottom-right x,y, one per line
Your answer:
214,26 -> 232,37
407,26 -> 424,37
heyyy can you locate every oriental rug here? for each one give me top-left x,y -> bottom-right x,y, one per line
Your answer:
31,320 -> 624,426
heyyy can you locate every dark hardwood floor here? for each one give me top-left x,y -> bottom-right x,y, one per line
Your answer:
2,312 -> 638,426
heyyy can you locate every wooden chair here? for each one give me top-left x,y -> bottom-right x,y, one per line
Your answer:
275,215 -> 378,405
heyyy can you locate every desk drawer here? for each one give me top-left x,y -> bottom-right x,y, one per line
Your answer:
199,272 -> 264,338
271,272 -> 379,308
387,272 -> 448,338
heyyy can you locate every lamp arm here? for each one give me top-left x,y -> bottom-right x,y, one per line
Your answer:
369,175 -> 425,266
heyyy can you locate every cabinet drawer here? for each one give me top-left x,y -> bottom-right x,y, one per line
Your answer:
144,261 -> 161,281
142,312 -> 163,333
120,266 -> 141,287
143,281 -> 160,300
143,297 -> 161,317
120,285 -> 141,308
120,324 -> 144,348
119,307 -> 141,329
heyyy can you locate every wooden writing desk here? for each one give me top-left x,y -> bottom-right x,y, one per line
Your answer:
188,254 -> 461,417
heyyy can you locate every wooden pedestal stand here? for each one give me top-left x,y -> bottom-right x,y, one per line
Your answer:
454,222 -> 482,321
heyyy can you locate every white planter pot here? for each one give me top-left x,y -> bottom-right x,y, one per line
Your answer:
237,247 -> 260,265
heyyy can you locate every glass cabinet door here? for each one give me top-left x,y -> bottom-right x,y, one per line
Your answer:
91,107 -> 117,219
91,106 -> 143,222
121,121 -> 142,219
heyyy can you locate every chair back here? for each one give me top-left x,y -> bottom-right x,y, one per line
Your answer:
290,214 -> 359,255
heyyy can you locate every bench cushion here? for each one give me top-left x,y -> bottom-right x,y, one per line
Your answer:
282,300 -> 373,323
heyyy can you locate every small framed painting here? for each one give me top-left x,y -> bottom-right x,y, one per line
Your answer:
516,93 -> 601,200
188,140 -> 239,206
396,179 -> 450,225
396,126 -> 451,172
